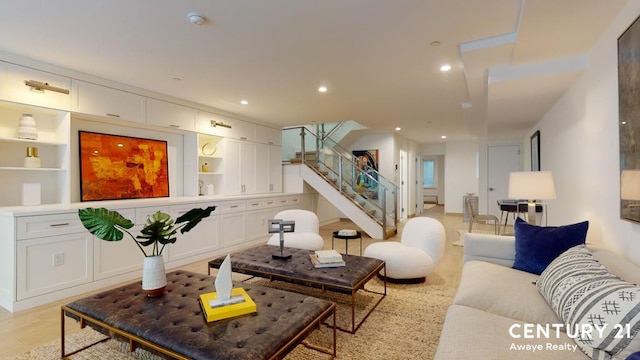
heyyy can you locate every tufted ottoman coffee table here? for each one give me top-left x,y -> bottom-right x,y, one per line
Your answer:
208,245 -> 386,334
61,270 -> 335,359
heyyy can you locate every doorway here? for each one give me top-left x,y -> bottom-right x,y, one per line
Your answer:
399,150 -> 408,220
487,144 -> 521,219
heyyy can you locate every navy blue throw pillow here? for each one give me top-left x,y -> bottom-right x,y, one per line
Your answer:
513,217 -> 588,275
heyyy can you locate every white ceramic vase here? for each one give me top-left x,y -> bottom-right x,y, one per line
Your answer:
142,255 -> 167,297
17,114 -> 37,140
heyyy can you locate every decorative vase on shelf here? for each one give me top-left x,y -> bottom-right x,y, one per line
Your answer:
24,147 -> 41,168
142,255 -> 167,297
201,162 -> 211,172
17,114 -> 37,140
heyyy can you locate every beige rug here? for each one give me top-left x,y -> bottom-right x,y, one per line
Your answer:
423,203 -> 437,210
12,276 -> 456,360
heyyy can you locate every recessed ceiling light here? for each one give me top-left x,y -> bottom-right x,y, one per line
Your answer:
318,86 -> 327,93
240,100 -> 248,105
430,41 -> 441,47
461,102 -> 472,109
440,64 -> 452,72
395,127 -> 401,131
441,135 -> 447,139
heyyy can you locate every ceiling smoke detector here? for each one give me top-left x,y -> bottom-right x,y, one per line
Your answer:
188,12 -> 205,25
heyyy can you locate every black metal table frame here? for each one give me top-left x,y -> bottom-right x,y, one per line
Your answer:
331,230 -> 363,256
208,260 -> 386,334
61,298 -> 336,359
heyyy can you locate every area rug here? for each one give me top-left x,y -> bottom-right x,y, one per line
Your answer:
12,276 -> 456,360
423,203 -> 437,210
454,229 -> 496,246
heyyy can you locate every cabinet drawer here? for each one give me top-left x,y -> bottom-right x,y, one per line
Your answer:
17,213 -> 85,240
263,198 -> 278,208
135,206 -> 169,225
245,199 -> 265,210
218,200 -> 246,213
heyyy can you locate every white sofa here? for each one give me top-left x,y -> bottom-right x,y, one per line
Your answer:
434,233 -> 640,360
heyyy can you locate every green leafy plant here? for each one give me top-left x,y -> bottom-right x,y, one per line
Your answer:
78,206 -> 216,257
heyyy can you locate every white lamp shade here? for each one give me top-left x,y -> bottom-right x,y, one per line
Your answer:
621,170 -> 640,200
508,171 -> 556,200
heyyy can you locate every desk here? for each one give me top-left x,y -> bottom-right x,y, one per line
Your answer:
497,200 -> 544,234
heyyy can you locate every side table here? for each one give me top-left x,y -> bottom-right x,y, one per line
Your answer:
332,230 -> 363,256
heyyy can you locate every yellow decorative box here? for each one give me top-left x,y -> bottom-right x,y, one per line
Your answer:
199,288 -> 257,322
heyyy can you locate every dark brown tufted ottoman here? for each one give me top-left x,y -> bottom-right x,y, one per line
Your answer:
208,245 -> 386,333
61,270 -> 335,359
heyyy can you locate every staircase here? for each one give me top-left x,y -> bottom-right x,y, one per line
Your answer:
285,128 -> 398,240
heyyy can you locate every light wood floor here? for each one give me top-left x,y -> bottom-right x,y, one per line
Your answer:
0,206 -> 493,358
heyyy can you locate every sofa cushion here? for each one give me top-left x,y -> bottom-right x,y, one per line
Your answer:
513,217 -> 588,275
434,305 -> 587,360
454,260 -> 561,325
537,246 -> 640,360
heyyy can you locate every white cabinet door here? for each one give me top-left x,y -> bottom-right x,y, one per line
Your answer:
71,80 -> 145,123
268,145 -> 283,193
245,208 -> 273,241
167,204 -> 220,261
219,212 -> 246,248
197,111 -> 233,137
223,139 -> 242,194
223,139 -> 257,195
255,143 -> 270,194
17,232 -> 93,300
0,61 -> 71,110
255,125 -> 282,145
146,98 -> 197,131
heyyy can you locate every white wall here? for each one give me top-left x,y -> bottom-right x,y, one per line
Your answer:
444,141 -> 479,214
532,0 -> 640,264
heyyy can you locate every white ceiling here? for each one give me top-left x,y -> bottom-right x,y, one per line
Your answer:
0,0 -> 628,144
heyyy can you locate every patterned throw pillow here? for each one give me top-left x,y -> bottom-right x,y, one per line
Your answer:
537,246 -> 640,360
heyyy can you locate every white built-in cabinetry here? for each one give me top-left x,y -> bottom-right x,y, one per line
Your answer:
0,56 -> 295,313
0,194 -> 308,312
71,80 -> 146,123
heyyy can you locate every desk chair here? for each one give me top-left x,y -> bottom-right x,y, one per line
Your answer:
466,197 -> 499,235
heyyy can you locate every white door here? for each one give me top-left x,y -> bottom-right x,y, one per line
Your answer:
487,145 -> 520,218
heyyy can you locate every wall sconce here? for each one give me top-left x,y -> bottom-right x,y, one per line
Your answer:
24,80 -> 70,95
508,171 -> 556,225
210,120 -> 232,129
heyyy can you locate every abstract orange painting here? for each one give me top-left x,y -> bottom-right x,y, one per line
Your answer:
79,131 -> 169,201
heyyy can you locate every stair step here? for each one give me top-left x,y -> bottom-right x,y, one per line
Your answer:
385,227 -> 397,239
365,209 -> 376,216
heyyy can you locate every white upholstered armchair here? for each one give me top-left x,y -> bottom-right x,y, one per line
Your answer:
364,217 -> 445,282
266,209 -> 324,250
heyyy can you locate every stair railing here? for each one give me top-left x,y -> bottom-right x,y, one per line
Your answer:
284,127 -> 398,232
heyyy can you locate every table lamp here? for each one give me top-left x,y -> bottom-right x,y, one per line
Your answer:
507,171 -> 556,225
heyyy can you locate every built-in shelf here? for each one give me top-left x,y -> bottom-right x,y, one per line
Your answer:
0,136 -> 67,146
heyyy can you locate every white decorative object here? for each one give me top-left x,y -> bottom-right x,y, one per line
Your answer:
21,183 -> 41,206
142,255 -> 167,297
17,114 -> 37,140
214,254 -> 233,301
23,147 -> 41,168
206,183 -> 214,196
